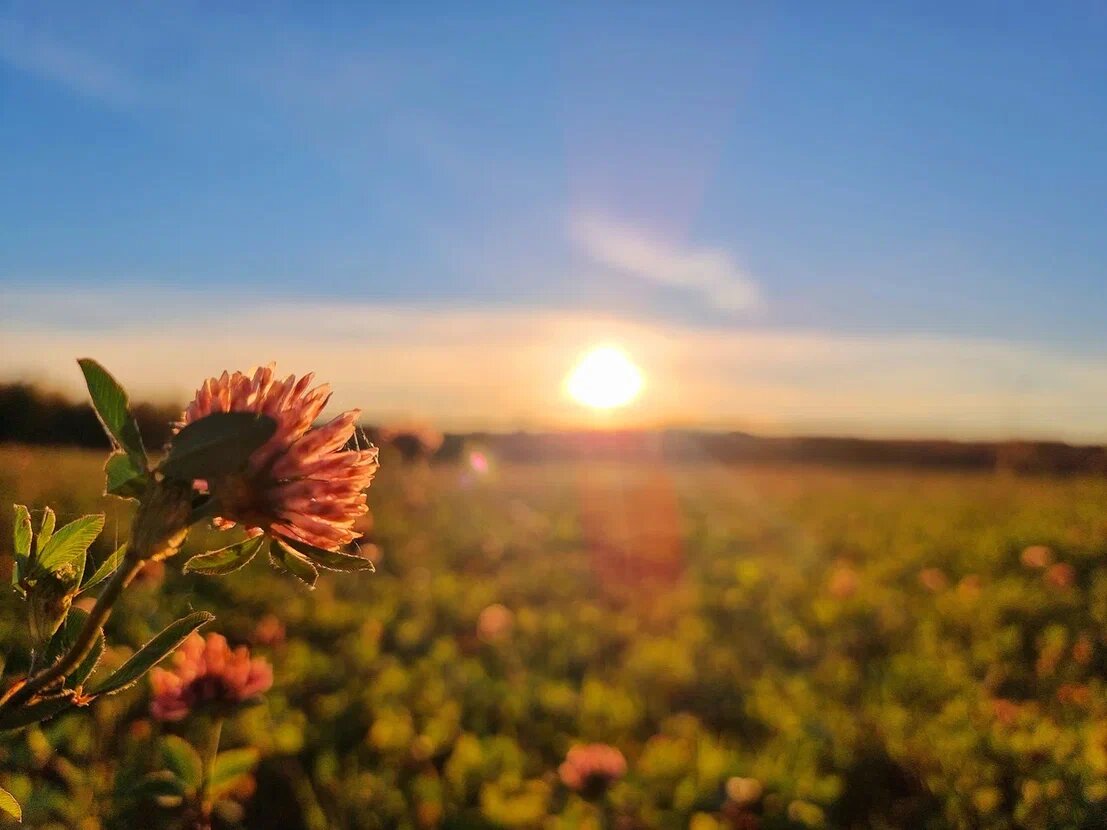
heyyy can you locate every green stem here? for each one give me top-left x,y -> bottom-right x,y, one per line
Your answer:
0,555 -> 145,711
0,479 -> 195,714
199,716 -> 224,824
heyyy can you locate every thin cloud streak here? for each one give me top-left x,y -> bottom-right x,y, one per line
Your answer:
0,15 -> 138,107
2,289 -> 1105,441
569,213 -> 762,313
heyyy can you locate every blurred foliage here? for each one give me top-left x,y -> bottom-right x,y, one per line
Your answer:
4,446 -> 1107,827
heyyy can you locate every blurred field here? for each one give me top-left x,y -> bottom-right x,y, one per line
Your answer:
4,444 -> 1107,829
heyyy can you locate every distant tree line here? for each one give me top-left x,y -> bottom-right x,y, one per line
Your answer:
0,383 -> 178,449
3,381 -> 1105,474
462,430 -> 1107,475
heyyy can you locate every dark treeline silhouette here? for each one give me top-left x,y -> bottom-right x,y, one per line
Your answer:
0,383 -> 177,450
4,382 -> 1105,475
444,430 -> 1107,475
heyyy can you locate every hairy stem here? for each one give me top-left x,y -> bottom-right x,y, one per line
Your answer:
0,479 -> 195,714
199,716 -> 224,827
0,554 -> 145,711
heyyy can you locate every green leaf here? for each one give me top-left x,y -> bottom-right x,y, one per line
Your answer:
161,735 -> 202,791
269,540 -> 318,589
0,784 -> 21,822
35,507 -> 56,555
285,539 -> 375,573
160,412 -> 277,482
209,747 -> 260,798
77,358 -> 147,465
133,770 -> 185,801
11,505 -> 31,586
68,628 -> 104,689
88,611 -> 214,696
44,608 -> 87,666
105,452 -> 149,499
33,514 -> 103,580
80,544 -> 127,593
28,577 -> 74,645
0,694 -> 73,731
182,535 -> 267,577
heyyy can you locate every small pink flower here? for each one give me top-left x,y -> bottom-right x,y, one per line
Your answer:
917,568 -> 948,593
1045,562 -> 1075,589
990,698 -> 1022,727
558,743 -> 626,794
150,633 -> 272,721
827,564 -> 859,599
180,366 -> 378,551
1021,545 -> 1053,569
477,603 -> 514,644
1073,634 -> 1094,665
251,613 -> 286,648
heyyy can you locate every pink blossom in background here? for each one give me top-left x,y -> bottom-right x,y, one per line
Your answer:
558,743 -> 627,793
150,633 -> 272,721
726,777 -> 764,806
1045,562 -> 1075,589
917,568 -> 948,592
1021,545 -> 1053,569
827,563 -> 859,599
477,603 -> 514,644
180,366 -> 378,551
251,613 -> 286,648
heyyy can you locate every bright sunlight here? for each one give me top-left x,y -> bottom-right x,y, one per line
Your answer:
565,345 -> 644,410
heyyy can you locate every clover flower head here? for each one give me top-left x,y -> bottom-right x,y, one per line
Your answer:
558,743 -> 627,794
149,632 -> 272,721
180,366 -> 379,551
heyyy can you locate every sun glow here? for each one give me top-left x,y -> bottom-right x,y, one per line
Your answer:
566,346 -> 644,410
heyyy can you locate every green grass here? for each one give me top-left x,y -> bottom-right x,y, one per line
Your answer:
3,445 -> 1107,829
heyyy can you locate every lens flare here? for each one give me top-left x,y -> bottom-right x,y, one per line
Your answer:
566,346 -> 644,410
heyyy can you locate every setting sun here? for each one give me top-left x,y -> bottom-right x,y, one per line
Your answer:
566,345 -> 644,410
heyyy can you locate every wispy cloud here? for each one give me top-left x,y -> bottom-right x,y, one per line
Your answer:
569,213 -> 762,313
2,288 -> 1105,440
0,16 -> 138,107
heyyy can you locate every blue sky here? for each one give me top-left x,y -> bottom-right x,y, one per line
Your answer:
3,3 -> 1107,437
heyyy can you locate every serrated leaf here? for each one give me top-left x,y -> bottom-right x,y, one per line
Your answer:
36,507 -> 56,554
88,611 -> 214,696
160,413 -> 276,483
270,541 -> 318,589
133,770 -> 185,801
11,505 -> 31,585
77,358 -> 147,465
0,694 -> 73,731
105,452 -> 149,499
33,514 -> 103,580
183,536 -> 267,577
285,539 -> 375,573
209,747 -> 259,799
161,735 -> 202,791
80,544 -> 127,593
0,784 -> 21,821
